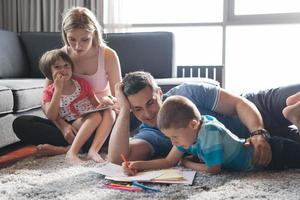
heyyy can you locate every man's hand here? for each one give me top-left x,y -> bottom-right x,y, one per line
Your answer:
61,123 -> 77,144
244,135 -> 272,166
115,82 -> 130,111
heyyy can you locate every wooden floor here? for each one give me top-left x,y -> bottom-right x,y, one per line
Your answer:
0,144 -> 37,168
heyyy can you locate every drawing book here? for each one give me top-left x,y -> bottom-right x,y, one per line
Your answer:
92,162 -> 196,185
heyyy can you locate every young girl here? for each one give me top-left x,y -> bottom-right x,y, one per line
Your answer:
13,7 -> 122,162
40,49 -> 111,164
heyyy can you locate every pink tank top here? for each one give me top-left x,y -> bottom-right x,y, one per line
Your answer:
67,46 -> 111,99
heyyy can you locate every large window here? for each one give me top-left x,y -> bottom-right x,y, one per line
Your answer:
235,0 -> 300,15
104,1 -> 300,92
226,24 -> 300,94
104,0 -> 223,24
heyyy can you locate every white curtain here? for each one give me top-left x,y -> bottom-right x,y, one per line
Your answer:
0,0 -> 104,32
104,0 -> 129,33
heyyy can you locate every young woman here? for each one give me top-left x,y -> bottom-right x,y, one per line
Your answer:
13,7 -> 122,163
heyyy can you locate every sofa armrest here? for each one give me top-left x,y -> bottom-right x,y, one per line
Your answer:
156,77 -> 220,93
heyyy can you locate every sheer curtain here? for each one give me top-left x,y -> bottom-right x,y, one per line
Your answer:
0,0 -> 104,32
103,0 -> 128,33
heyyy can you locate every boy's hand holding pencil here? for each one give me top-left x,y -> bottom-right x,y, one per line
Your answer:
121,153 -> 139,176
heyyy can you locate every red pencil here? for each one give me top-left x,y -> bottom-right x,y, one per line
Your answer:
120,153 -> 129,168
100,184 -> 142,192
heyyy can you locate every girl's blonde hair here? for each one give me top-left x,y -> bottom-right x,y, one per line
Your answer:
61,7 -> 104,46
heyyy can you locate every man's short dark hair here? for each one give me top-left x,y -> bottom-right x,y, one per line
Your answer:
157,95 -> 201,130
122,71 -> 159,96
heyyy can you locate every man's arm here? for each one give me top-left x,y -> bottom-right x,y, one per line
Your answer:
215,88 -> 271,166
108,83 -> 153,164
216,88 -> 264,132
108,104 -> 131,164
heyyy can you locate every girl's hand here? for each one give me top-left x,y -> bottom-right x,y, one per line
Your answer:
61,123 -> 77,144
122,161 -> 140,176
53,73 -> 64,92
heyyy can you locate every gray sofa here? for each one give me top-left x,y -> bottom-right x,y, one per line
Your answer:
0,30 -> 219,150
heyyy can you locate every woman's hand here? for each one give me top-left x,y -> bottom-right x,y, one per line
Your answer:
110,96 -> 120,114
244,135 -> 272,166
97,96 -> 114,108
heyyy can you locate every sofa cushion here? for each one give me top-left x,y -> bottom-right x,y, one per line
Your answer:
0,109 -> 45,148
0,85 -> 14,114
0,30 -> 29,78
104,32 -> 174,78
19,32 -> 64,78
0,79 -> 44,113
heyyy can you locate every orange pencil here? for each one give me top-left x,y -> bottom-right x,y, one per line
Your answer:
120,153 -> 129,168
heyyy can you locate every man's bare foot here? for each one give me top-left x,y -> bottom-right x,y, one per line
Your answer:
286,92 -> 300,106
87,151 -> 105,163
35,144 -> 68,157
65,152 -> 84,165
283,101 -> 300,130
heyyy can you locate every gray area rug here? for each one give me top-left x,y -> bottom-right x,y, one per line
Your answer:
1,155 -> 300,200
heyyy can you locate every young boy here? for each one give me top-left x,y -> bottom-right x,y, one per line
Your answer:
123,95 -> 300,174
40,49 -> 112,164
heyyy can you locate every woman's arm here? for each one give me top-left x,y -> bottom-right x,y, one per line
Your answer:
89,95 -> 100,107
104,47 -> 122,96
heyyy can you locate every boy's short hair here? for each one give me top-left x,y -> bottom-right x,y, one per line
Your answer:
39,49 -> 73,80
157,95 -> 201,130
122,71 -> 159,96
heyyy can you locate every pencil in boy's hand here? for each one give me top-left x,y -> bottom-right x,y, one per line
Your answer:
120,153 -> 129,168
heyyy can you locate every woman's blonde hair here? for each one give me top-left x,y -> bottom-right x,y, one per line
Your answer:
61,7 -> 104,46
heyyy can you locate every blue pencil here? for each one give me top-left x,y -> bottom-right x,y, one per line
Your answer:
132,181 -> 161,192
